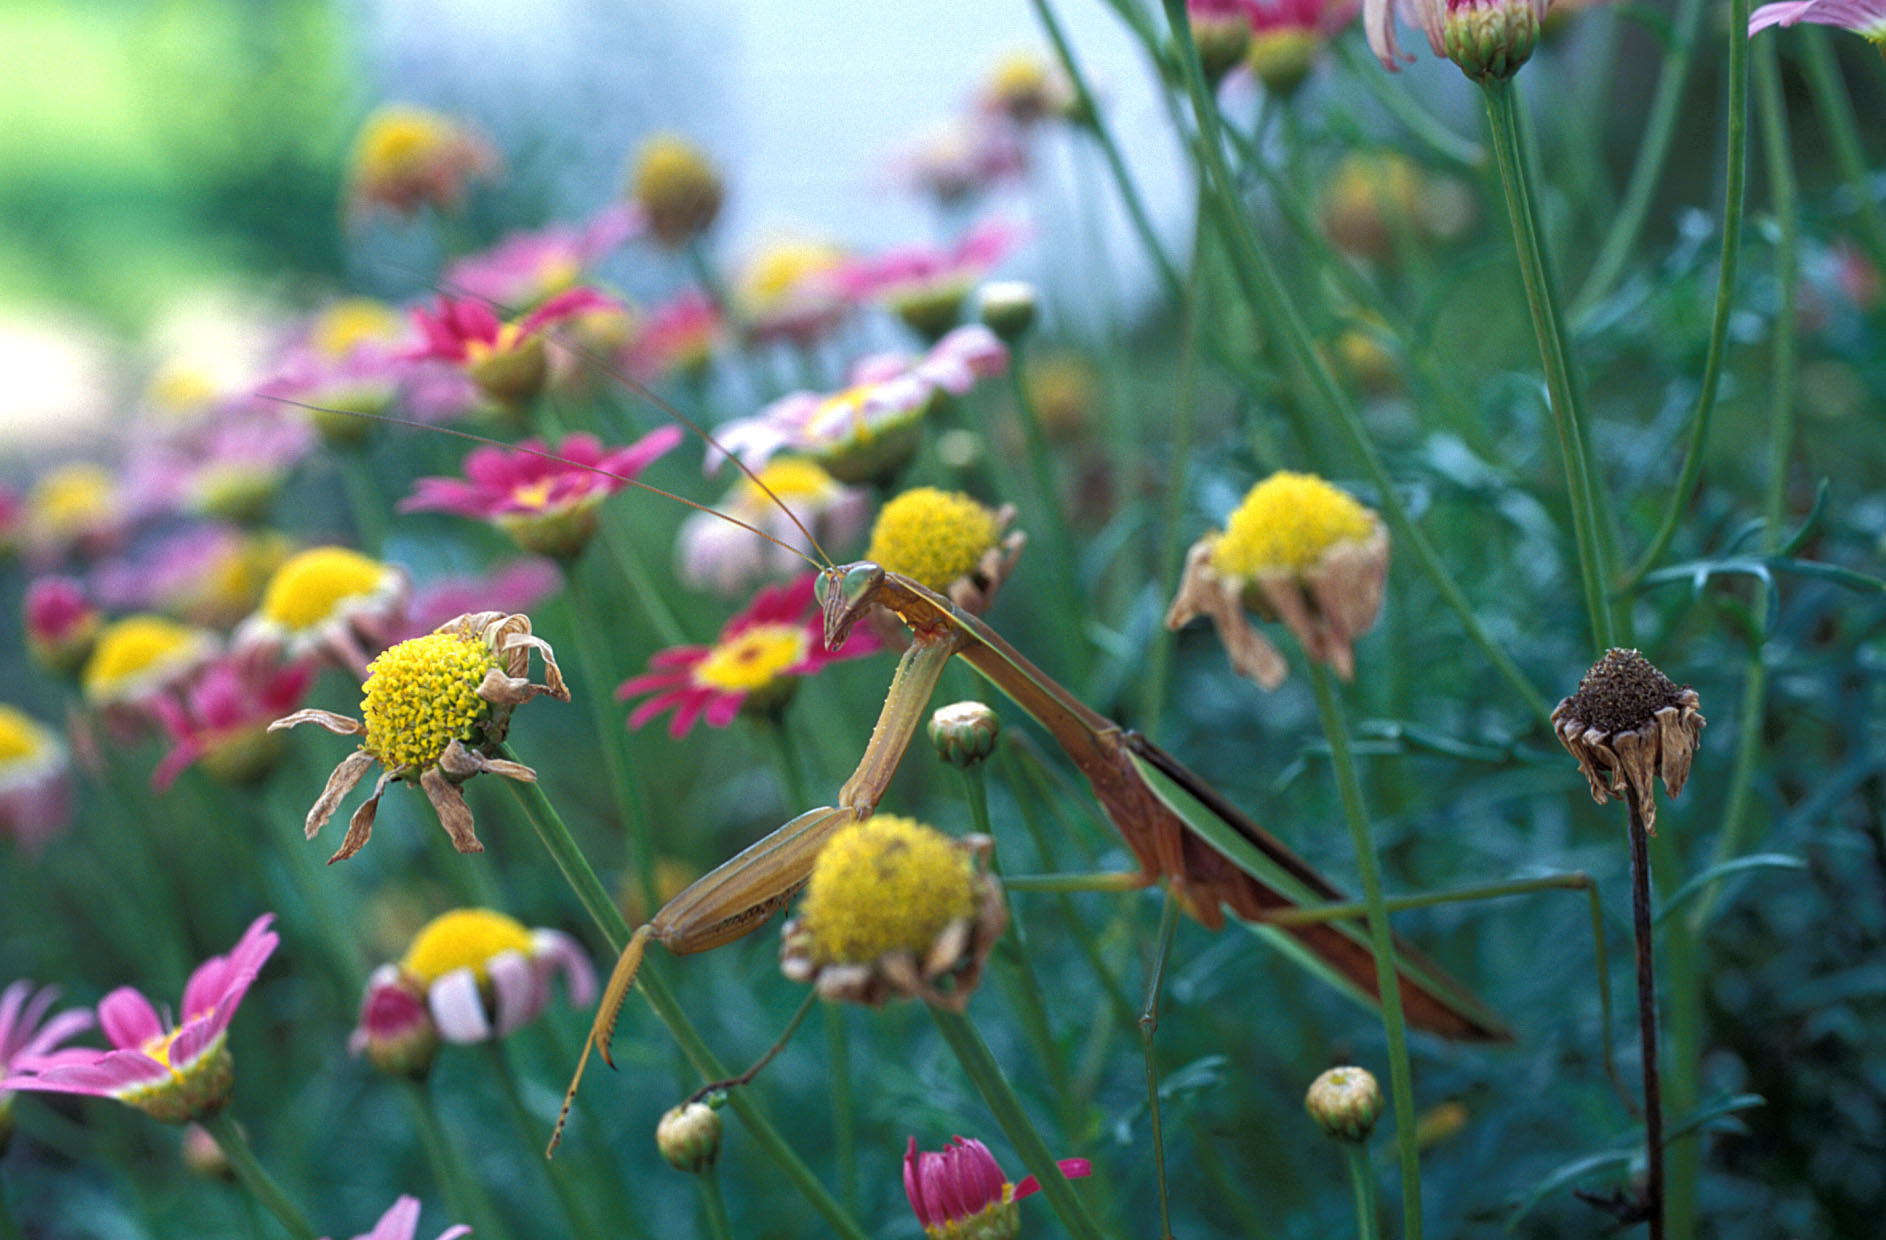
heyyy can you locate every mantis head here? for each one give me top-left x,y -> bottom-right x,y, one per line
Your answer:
818,561 -> 884,652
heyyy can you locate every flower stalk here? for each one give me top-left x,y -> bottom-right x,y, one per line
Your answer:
1627,791 -> 1666,1239
203,1113 -> 318,1240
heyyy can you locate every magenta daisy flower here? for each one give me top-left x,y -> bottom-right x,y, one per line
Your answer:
2,980 -> 94,1144
833,220 -> 1025,339
622,289 -> 725,383
1366,0 -> 1545,76
2,914 -> 278,1124
903,1135 -> 1092,1239
326,1196 -> 469,1240
444,203 -> 642,309
618,574 -> 883,738
399,427 -> 683,557
150,657 -> 314,791
1749,0 -> 1886,41
405,286 -> 620,407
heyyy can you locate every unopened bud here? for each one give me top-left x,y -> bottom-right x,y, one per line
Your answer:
657,1098 -> 724,1173
182,1123 -> 236,1182
1305,1065 -> 1383,1143
1442,0 -> 1541,83
929,701 -> 1001,769
977,280 -> 1038,343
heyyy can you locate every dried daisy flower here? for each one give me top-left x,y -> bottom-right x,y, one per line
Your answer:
779,815 -> 1006,1010
235,546 -> 410,677
1551,648 -> 1705,834
865,487 -> 1024,617
1165,471 -> 1388,688
269,612 -> 568,862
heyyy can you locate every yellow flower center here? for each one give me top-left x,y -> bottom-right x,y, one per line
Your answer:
356,108 -> 459,178
402,908 -> 536,984
29,464 -> 115,534
1211,471 -> 1374,578
739,241 -> 844,310
312,299 -> 406,359
0,706 -> 52,765
692,624 -> 809,694
865,488 -> 1000,592
510,478 -> 557,510
360,631 -> 501,771
82,616 -> 208,699
739,458 -> 840,509
986,51 -> 1050,104
259,546 -> 392,632
144,365 -> 221,419
798,816 -> 974,964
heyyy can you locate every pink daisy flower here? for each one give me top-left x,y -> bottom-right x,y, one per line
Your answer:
399,427 -> 683,558
326,1195 -> 469,1240
2,914 -> 278,1124
405,286 -> 620,407
618,574 -> 883,738
403,557 -> 563,638
1,980 -> 94,1129
150,657 -> 314,791
445,203 -> 642,309
834,221 -> 1026,340
24,575 -> 101,675
623,289 -> 725,383
903,1135 -> 1092,1238
1749,0 -> 1886,41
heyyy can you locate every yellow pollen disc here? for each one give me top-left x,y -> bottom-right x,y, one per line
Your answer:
740,458 -> 840,509
313,299 -> 406,359
1211,471 -> 1375,578
82,616 -> 207,699
0,706 -> 53,765
798,815 -> 974,965
402,908 -> 536,983
740,241 -> 843,308
986,51 -> 1050,102
360,631 -> 501,771
864,487 -> 1000,592
259,546 -> 391,631
356,108 -> 458,176
29,464 -> 115,533
692,624 -> 809,694
510,478 -> 557,510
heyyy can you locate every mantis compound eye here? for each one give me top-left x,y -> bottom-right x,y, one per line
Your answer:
839,563 -> 884,614
813,572 -> 831,608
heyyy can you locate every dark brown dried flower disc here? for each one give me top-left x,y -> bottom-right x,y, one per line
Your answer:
1563,648 -> 1684,735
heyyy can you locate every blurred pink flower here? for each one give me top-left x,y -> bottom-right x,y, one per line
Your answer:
348,965 -> 439,1079
1,981 -> 94,1104
368,908 -> 595,1046
404,557 -> 563,637
903,1135 -> 1092,1238
623,289 -> 725,383
406,287 -> 617,368
326,1195 -> 469,1240
150,657 -> 314,791
835,220 -> 1025,338
445,204 -> 643,309
896,117 -> 1029,208
2,914 -> 278,1124
677,458 -> 869,596
619,574 -> 882,738
24,576 -> 101,675
122,403 -> 316,524
1749,0 -> 1886,40
0,707 -> 72,857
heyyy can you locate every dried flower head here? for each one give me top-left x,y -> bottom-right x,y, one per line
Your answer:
865,487 -> 1025,616
1165,471 -> 1388,688
270,612 -> 568,861
780,815 -> 1006,1009
1551,648 -> 1705,834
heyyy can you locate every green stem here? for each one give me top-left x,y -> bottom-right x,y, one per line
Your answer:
338,444 -> 388,553
697,1164 -> 735,1240
1622,0 -> 1750,588
766,720 -> 814,818
1333,36 -> 1485,170
1570,0 -> 1708,320
487,1044 -> 598,1239
401,1083 -> 513,1240
495,749 -> 868,1240
824,1003 -> 858,1215
1305,661 -> 1421,1240
1139,891 -> 1182,1240
928,1005 -> 1108,1240
203,1112 -> 318,1240
1159,0 -> 1554,727
1028,0 -> 1185,302
1626,795 -> 1666,1239
1798,27 -> 1886,273
1007,341 -> 1088,675
1343,1142 -> 1383,1240
1482,78 -> 1614,652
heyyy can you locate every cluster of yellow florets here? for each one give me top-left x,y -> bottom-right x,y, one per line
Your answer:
401,908 -> 535,984
797,816 -> 975,964
259,547 -> 391,631
866,488 -> 1001,592
0,706 -> 54,767
82,616 -> 210,702
360,631 -> 501,771
1211,471 -> 1374,578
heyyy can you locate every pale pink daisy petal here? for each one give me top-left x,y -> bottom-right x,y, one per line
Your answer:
486,951 -> 541,1036
426,968 -> 492,1043
530,930 -> 597,1008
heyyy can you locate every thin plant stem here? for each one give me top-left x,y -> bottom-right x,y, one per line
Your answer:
1028,0 -> 1185,302
1305,660 -> 1421,1240
689,991 -> 819,1102
1343,1142 -> 1383,1240
1570,0 -> 1709,319
1797,27 -> 1886,272
1008,341 -> 1088,674
928,1005 -> 1109,1240
1481,79 -> 1614,652
486,1043 -> 599,1239
203,1112 -> 318,1240
767,719 -> 814,817
697,1164 -> 735,1240
1139,890 -> 1182,1240
1622,0 -> 1751,588
1626,793 -> 1666,1239
825,1003 -> 859,1215
1159,0 -> 1554,726
565,560 -> 661,921
337,443 -> 388,552
400,1082 -> 514,1240
494,746 -> 868,1240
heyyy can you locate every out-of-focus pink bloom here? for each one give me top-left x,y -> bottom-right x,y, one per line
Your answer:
23,462 -> 125,567
406,287 -> 620,407
619,574 -> 882,738
623,289 -> 725,383
835,220 -> 1026,340
366,909 -> 595,1046
92,525 -> 294,632
976,51 -> 1074,126
150,657 -> 313,791
896,117 -> 1030,209
233,546 -> 410,678
2,915 -> 277,1124
25,576 -> 101,675
404,558 -> 563,638
327,1195 -> 470,1240
348,965 -> 440,1079
122,403 -> 316,524
260,298 -> 481,438
399,427 -> 682,557
733,240 -> 853,346
903,1135 -> 1092,1238
0,484 -> 22,554
1750,0 -> 1886,41
677,458 -> 870,595
0,707 -> 72,857
1,981 -> 93,1141
709,326 -> 1008,484
445,204 -> 643,309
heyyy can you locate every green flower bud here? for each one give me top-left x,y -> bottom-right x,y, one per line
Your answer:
1305,1065 -> 1384,1143
657,1098 -> 724,1173
929,701 -> 1001,769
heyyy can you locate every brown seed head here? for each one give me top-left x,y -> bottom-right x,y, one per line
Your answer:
1551,648 -> 1705,833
